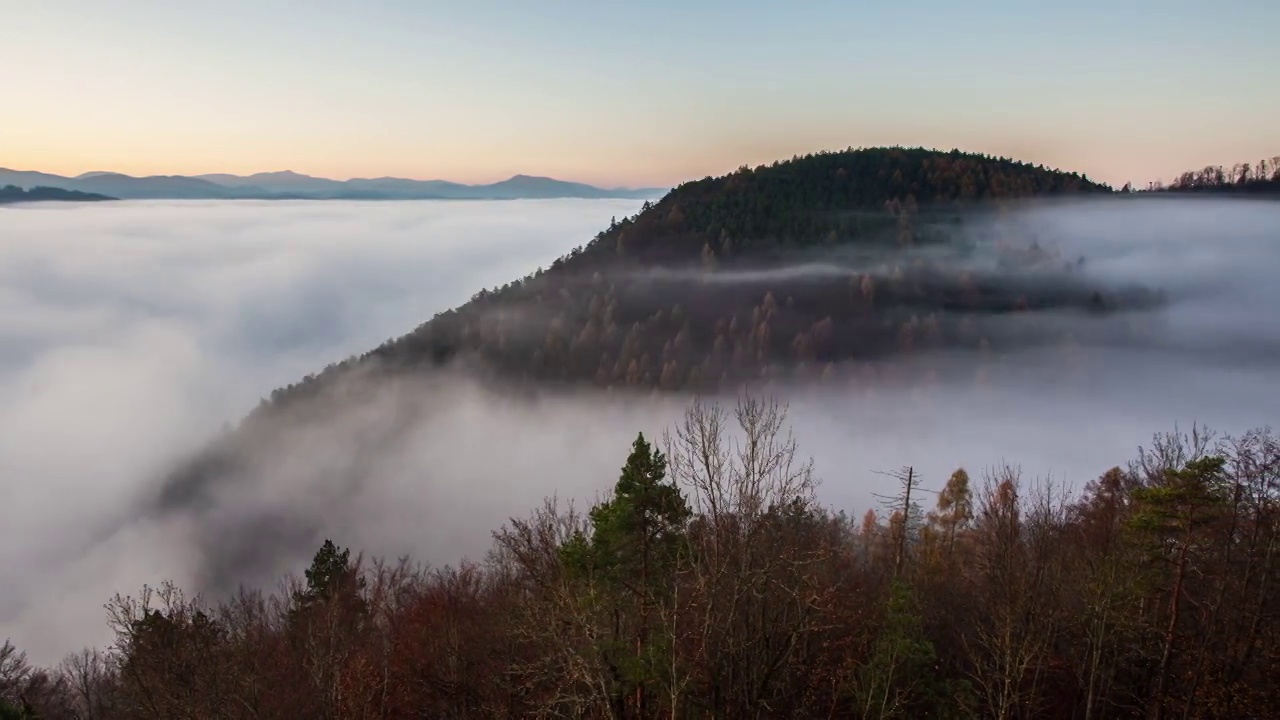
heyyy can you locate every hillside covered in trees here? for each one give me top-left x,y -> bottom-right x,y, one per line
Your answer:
253,147 -> 1135,415
3,399 -> 1277,719
147,147 -> 1171,596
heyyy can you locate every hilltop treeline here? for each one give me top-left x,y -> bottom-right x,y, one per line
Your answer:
1140,155 -> 1280,194
255,148 -> 1126,413
4,398 -> 1276,719
576,146 -> 1107,265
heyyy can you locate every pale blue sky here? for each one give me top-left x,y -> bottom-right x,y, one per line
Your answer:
2,0 -> 1276,186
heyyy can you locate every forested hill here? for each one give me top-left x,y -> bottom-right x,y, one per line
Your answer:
564,146 -> 1109,266
247,147 -> 1134,417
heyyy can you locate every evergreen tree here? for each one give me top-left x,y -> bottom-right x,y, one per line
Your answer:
560,432 -> 691,716
563,433 -> 690,584
304,539 -> 353,602
1130,456 -> 1228,719
857,579 -> 964,718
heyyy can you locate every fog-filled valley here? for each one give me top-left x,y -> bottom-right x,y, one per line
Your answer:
2,179 -> 1280,717
0,198 -> 648,661
6,0 -> 1277,710
3,193 -> 1278,662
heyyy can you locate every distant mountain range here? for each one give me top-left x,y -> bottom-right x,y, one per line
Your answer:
0,168 -> 668,201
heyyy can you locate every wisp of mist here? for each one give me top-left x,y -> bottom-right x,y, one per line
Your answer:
2,196 -> 1278,664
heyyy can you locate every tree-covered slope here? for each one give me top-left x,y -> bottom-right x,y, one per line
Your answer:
596,145 -> 1107,263
251,147 -> 1133,415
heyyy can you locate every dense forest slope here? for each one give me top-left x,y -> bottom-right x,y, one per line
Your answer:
255,147 -> 1137,415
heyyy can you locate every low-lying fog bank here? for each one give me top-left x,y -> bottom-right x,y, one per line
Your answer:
2,196 -> 1278,664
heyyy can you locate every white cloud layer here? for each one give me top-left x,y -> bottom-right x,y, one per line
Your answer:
0,198 -> 642,663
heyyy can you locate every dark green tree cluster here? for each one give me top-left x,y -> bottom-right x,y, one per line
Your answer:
583,146 -> 1106,264
558,433 -> 691,717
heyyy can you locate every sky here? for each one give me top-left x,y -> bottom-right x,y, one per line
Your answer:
2,1 -> 1278,187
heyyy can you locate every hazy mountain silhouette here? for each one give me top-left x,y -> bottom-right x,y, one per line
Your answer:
0,185 -> 115,204
195,170 -> 343,196
75,173 -> 253,199
193,171 -> 664,200
0,167 -> 667,201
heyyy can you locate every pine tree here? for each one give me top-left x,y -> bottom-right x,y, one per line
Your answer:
1130,456 -> 1228,719
568,434 -> 690,584
304,539 -> 353,602
560,433 -> 691,716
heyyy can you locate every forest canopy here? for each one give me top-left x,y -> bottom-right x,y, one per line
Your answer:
4,398 -> 1277,719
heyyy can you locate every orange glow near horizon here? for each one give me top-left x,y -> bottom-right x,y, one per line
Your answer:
8,138 -> 1272,191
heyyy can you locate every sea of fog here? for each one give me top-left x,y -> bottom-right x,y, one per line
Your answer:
2,196 -> 1279,664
